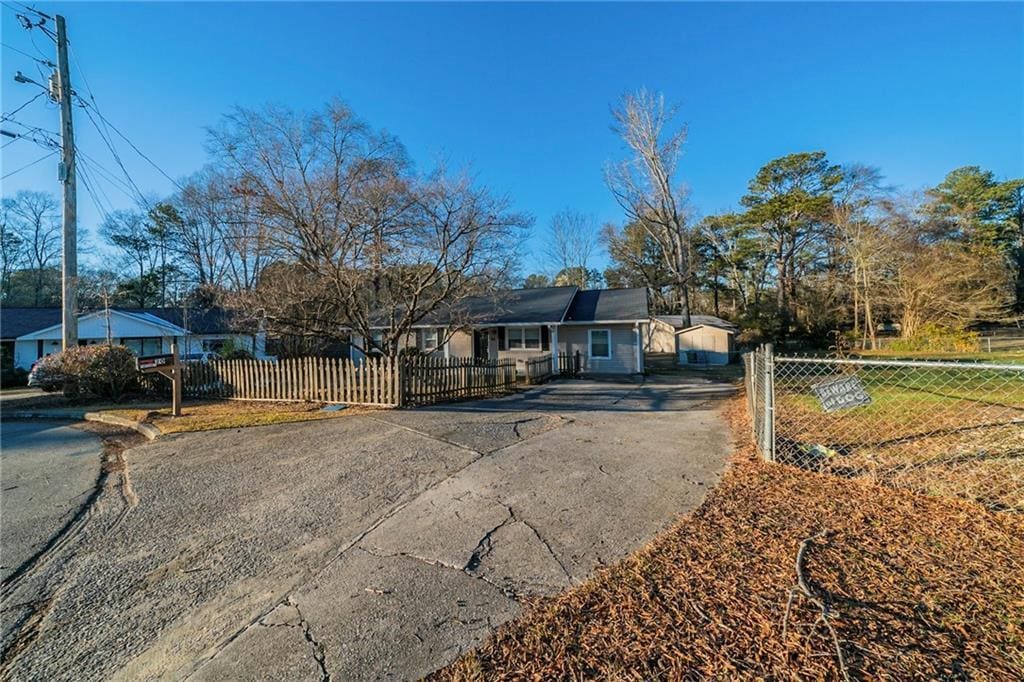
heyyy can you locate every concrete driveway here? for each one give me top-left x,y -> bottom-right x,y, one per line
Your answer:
0,422 -> 103,585
0,375 -> 734,681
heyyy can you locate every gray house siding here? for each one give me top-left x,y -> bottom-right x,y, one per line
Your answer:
557,324 -> 640,374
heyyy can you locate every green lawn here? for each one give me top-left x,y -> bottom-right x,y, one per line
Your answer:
851,349 -> 1024,364
772,363 -> 1024,511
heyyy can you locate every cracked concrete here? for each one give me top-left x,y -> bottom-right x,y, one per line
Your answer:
1,375 -> 733,681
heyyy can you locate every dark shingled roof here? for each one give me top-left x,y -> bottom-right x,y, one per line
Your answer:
564,288 -> 649,323
656,314 -> 739,332
0,307 -> 62,339
404,286 -> 580,327
0,307 -> 249,339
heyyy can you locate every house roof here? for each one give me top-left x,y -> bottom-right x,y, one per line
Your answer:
134,307 -> 251,335
564,288 -> 649,323
17,309 -> 191,341
389,286 -> 581,327
466,286 -> 580,325
0,306 -> 250,339
657,314 -> 739,333
0,307 -> 62,339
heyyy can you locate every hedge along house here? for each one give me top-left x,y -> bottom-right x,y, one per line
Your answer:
1,307 -> 267,372
651,314 -> 739,366
350,286 -> 651,376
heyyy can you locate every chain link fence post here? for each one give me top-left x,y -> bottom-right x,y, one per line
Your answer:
763,343 -> 775,462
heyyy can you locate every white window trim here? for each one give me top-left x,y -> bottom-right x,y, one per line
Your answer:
421,328 -> 440,352
588,328 -> 612,359
506,326 -> 542,352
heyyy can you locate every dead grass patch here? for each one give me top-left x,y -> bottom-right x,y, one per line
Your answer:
102,400 -> 379,434
435,397 -> 1024,680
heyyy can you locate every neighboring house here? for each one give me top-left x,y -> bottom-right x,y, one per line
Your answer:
652,315 -> 739,366
0,306 -> 267,371
351,286 -> 651,375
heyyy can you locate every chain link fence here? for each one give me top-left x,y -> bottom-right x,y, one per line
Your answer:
744,346 -> 1024,512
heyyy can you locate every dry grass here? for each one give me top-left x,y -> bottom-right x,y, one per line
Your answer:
435,398 -> 1024,681
102,400 -> 379,434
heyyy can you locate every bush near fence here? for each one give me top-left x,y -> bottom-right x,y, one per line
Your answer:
745,346 -> 1024,512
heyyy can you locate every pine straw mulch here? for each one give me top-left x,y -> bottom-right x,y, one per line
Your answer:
435,398 -> 1024,681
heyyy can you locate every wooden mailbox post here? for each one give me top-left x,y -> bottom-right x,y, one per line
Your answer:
136,341 -> 182,417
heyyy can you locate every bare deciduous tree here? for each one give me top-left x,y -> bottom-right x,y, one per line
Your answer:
0,200 -> 26,302
605,89 -> 693,326
5,190 -> 60,305
831,165 -> 889,349
207,101 -> 529,357
546,209 -> 600,288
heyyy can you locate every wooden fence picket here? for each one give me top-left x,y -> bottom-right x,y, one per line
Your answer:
179,353 -> 517,408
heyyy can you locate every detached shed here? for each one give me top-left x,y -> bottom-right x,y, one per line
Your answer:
656,315 -> 739,366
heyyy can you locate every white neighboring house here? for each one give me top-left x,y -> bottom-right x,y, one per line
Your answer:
1,307 -> 267,371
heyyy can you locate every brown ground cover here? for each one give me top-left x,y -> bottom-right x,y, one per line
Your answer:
103,399 -> 378,434
436,399 -> 1024,680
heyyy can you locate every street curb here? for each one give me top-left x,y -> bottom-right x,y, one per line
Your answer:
3,410 -> 162,440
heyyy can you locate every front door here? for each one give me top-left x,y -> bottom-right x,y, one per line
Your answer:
473,330 -> 489,360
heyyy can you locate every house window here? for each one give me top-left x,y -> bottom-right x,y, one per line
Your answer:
507,327 -> 541,351
421,329 -> 439,352
202,339 -> 226,353
589,329 -> 611,359
370,330 -> 384,353
121,337 -> 163,357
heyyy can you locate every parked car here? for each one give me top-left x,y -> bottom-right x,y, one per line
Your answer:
27,359 -> 63,392
183,352 -> 219,363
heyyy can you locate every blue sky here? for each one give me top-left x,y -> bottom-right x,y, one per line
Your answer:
3,1 -> 1022,276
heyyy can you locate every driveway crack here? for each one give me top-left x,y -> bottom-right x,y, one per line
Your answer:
357,547 -> 519,602
464,509 -> 515,572
513,513 -> 573,582
290,599 -> 331,681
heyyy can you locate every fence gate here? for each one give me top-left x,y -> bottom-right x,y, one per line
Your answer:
745,345 -> 1024,512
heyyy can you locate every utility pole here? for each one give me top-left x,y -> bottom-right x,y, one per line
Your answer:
55,14 -> 77,349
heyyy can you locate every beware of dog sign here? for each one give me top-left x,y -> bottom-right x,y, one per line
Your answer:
811,375 -> 871,413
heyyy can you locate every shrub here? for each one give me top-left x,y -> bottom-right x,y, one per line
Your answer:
217,337 -> 255,360
889,323 -> 981,353
81,345 -> 142,399
33,345 -> 142,400
1,365 -> 28,388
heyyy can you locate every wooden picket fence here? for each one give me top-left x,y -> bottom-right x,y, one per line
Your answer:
523,356 -> 554,385
180,355 -> 517,407
183,356 -> 400,406
559,351 -> 582,378
402,356 -> 517,406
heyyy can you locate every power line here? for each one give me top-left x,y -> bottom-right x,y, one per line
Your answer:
70,60 -> 184,194
76,146 -> 139,200
0,126 -> 59,150
2,149 -> 56,179
77,102 -> 150,206
2,90 -> 46,121
2,1 -> 52,20
0,40 -> 54,66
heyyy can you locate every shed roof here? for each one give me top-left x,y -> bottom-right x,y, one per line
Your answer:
564,288 -> 649,323
657,314 -> 739,332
